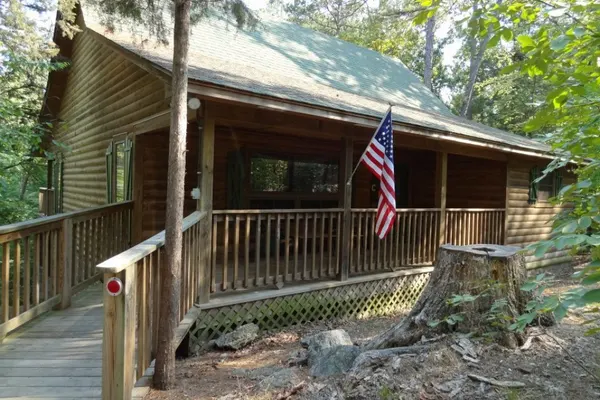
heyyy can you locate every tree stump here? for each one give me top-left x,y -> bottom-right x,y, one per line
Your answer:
365,244 -> 543,350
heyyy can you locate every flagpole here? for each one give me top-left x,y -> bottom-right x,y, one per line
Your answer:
345,105 -> 393,186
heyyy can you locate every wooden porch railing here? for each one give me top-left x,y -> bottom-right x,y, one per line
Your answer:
211,209 -> 343,292
97,211 -> 208,400
445,208 -> 505,246
0,201 -> 133,339
349,209 -> 442,274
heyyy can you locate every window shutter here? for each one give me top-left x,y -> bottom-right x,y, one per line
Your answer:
124,138 -> 134,201
528,166 -> 538,205
106,143 -> 113,203
553,170 -> 563,197
226,150 -> 245,209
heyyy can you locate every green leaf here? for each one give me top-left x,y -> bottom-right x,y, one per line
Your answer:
573,26 -> 586,38
517,35 -> 535,49
550,35 -> 571,51
582,289 -> 600,304
562,221 -> 578,234
586,236 -> 600,246
582,272 -> 600,286
500,63 -> 519,74
553,304 -> 568,321
487,32 -> 502,48
521,281 -> 538,292
501,28 -> 513,41
579,216 -> 592,230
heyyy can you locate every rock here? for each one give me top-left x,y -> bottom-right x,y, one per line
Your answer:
257,368 -> 301,390
310,345 -> 362,377
215,323 -> 259,350
301,329 -> 353,364
183,371 -> 193,378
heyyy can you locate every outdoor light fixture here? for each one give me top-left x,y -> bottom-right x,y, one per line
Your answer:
187,97 -> 201,110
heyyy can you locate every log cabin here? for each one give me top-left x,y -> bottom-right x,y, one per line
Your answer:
0,4 -> 576,398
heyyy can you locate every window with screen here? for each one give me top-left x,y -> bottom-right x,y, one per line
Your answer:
250,155 -> 339,194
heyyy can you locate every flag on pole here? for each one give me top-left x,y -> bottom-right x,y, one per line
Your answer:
359,108 -> 395,239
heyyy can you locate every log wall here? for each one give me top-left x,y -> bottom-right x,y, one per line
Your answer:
505,158 -> 575,269
52,29 -> 168,211
446,154 -> 507,209
136,126 -> 199,240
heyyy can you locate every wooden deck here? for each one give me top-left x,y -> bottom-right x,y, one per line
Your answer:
0,284 -> 104,399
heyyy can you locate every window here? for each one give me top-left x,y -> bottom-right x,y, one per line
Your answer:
114,141 -> 126,202
106,136 -> 133,203
537,172 -> 554,202
529,166 -> 563,204
250,154 -> 339,194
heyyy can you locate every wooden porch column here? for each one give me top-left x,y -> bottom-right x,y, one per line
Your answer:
435,152 -> 448,247
197,102 -> 215,304
338,137 -> 353,281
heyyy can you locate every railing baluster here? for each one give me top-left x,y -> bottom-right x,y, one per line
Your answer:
328,212 -> 333,277
320,213 -> 325,277
336,212 -> 341,276
23,237 -> 30,312
303,214 -> 308,279
294,213 -> 299,280
223,215 -> 229,292
245,215 -> 251,288
256,215 -> 262,286
311,212 -> 317,279
275,213 -> 281,284
13,240 -> 20,318
266,214 -> 271,283
2,242 -> 9,322
285,214 -> 291,282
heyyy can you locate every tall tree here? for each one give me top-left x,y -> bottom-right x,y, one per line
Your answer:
423,14 -> 436,90
155,0 -> 191,388
85,0 -> 255,388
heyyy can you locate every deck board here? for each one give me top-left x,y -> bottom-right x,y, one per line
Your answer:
0,284 -> 103,399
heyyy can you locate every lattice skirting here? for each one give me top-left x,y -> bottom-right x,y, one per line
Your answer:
190,271 -> 430,345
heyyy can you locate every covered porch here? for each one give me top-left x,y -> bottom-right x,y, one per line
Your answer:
132,100 -> 508,296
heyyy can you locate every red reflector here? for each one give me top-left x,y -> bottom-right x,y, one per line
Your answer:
106,278 -> 123,296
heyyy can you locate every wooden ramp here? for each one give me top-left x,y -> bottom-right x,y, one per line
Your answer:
0,284 -> 103,399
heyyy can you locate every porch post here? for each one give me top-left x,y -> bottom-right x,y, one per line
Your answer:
435,152 -> 448,247
197,102 -> 214,304
338,137 -> 353,281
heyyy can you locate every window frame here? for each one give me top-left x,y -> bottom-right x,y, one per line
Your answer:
246,150 -> 341,209
107,133 -> 132,204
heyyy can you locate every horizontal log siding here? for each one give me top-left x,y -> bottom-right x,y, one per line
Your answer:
137,127 -> 199,240
505,160 -> 575,269
447,154 -> 506,209
52,30 -> 168,211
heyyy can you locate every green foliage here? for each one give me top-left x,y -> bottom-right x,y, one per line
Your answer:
445,0 -> 600,336
0,0 -> 67,225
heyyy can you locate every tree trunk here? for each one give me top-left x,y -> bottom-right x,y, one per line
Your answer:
154,0 -> 191,390
459,31 -> 491,119
365,244 -> 541,350
423,15 -> 436,91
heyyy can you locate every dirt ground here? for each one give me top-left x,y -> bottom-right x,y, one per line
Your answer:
146,265 -> 600,400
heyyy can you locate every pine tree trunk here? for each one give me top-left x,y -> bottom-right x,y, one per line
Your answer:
365,244 -> 539,350
154,0 -> 191,390
423,15 -> 436,91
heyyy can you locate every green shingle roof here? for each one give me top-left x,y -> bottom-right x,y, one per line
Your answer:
82,7 -> 550,155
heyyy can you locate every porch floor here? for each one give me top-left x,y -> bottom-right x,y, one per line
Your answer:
0,284 -> 103,399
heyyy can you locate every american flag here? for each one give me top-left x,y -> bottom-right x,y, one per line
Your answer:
360,108 -> 396,239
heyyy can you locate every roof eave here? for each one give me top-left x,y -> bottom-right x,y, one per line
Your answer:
187,80 -> 554,161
